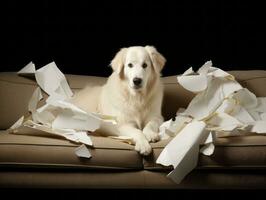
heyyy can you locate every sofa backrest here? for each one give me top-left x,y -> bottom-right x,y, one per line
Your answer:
1,70 -> 266,129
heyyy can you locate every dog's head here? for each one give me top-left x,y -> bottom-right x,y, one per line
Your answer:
110,46 -> 166,91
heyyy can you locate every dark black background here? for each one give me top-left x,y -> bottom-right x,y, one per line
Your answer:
1,0 -> 266,77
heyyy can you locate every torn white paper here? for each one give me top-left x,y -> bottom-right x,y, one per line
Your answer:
200,142 -> 215,156
24,90 -> 101,133
182,67 -> 194,76
18,61 -> 74,99
9,116 -> 24,130
52,112 -> 100,131
159,115 -> 192,140
55,130 -> 92,146
250,121 -> 266,133
28,87 -> 43,122
206,112 -> 245,132
157,61 -> 266,184
177,61 -> 243,120
184,78 -> 242,120
159,119 -> 175,140
232,88 -> 257,109
197,61 -> 212,75
253,98 -> 266,113
108,135 -> 134,144
75,144 -> 92,158
156,121 -> 208,184
209,67 -> 234,79
177,74 -> 208,93
19,120 -> 94,146
17,61 -> 36,75
199,131 -> 216,156
230,105 -> 255,124
28,87 -> 43,113
35,62 -> 73,98
12,61 -> 118,154
261,113 -> 266,120
47,100 -> 100,131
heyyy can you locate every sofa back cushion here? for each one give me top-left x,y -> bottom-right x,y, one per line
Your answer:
1,70 -> 266,129
0,73 -> 106,129
161,70 -> 266,120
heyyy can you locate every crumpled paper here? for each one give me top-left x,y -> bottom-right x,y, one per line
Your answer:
157,61 -> 266,184
10,61 -> 118,158
18,61 -> 73,99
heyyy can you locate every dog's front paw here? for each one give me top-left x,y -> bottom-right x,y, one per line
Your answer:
143,128 -> 160,143
134,137 -> 152,156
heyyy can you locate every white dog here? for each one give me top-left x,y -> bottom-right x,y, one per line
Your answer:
71,46 -> 166,155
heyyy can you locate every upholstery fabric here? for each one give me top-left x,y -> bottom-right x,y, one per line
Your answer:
1,70 -> 266,188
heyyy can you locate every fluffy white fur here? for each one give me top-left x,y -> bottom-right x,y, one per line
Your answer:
71,46 -> 166,155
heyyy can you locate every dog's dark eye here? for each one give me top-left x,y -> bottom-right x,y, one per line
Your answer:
142,63 -> 147,68
128,63 -> 133,68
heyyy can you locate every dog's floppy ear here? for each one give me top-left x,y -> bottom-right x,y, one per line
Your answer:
145,46 -> 166,74
110,48 -> 127,77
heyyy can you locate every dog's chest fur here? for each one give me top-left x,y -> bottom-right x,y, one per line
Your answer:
120,92 -> 153,129
100,76 -> 158,129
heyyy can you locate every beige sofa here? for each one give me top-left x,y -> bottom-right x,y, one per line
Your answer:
1,71 -> 266,189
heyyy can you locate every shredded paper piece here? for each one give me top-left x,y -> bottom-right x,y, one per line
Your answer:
156,61 -> 266,184
11,61 -> 119,159
18,61 -> 73,98
17,61 -> 36,75
157,121 -> 209,184
10,116 -> 24,130
75,144 -> 92,158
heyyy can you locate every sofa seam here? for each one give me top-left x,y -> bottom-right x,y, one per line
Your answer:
0,143 -> 135,151
1,142 -> 266,149
0,162 -> 143,170
151,144 -> 266,149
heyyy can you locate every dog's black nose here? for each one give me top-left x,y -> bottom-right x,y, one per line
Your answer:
133,78 -> 142,86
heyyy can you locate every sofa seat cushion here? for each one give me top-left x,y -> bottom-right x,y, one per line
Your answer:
0,131 -> 143,170
2,130 -> 266,172
144,134 -> 266,170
